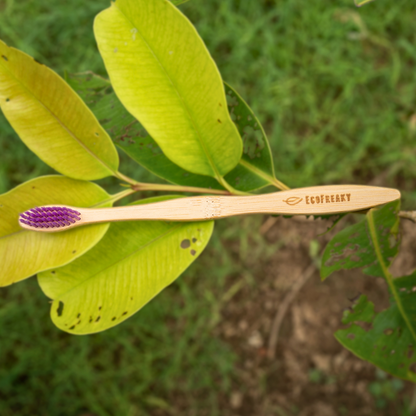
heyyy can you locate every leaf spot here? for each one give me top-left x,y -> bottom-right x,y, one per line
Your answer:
2,55 -> 8,61
69,325 -> 75,330
218,119 -> 222,123
181,239 -> 191,249
384,328 -> 394,335
114,47 -> 118,53
5,98 -> 10,102
122,311 -> 128,316
77,313 -> 81,319
112,317 -> 117,321
325,244 -> 361,267
192,238 -> 197,243
56,301 -> 64,317
190,250 -> 196,256
95,316 -> 101,322
72,250 -> 76,254
346,333 -> 355,340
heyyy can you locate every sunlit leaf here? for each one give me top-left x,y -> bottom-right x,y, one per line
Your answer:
38,196 -> 214,334
336,272 -> 416,382
94,0 -> 242,178
67,72 -> 224,191
0,40 -> 119,180
0,176 -> 112,287
321,201 -> 400,280
68,73 -> 277,192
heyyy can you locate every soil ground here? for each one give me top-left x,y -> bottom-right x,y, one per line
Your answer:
212,216 -> 416,416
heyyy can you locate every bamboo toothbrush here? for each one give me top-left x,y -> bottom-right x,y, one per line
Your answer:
19,185 -> 401,233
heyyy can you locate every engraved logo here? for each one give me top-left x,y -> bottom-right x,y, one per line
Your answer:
282,194 -> 352,206
305,194 -> 351,205
283,197 -> 303,206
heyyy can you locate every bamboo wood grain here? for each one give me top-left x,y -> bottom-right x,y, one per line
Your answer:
20,185 -> 401,233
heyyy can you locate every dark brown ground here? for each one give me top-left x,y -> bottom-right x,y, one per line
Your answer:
214,216 -> 416,416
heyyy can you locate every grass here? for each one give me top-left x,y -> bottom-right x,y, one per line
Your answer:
0,0 -> 415,414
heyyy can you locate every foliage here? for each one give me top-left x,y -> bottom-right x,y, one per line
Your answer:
0,0 -> 286,335
0,0 -> 415,399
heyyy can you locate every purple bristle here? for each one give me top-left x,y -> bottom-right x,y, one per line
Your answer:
19,206 -> 82,230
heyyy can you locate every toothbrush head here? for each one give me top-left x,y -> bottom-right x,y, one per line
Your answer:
19,206 -> 81,231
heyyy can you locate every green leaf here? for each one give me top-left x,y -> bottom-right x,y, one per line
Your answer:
223,83 -> 277,192
170,0 -> 191,5
0,176 -> 112,287
321,200 -> 400,280
0,40 -> 119,180
68,73 -> 277,192
334,202 -> 416,382
336,273 -> 416,382
94,0 -> 242,178
37,196 -> 214,334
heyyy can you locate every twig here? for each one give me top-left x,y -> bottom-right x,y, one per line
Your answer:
399,211 -> 416,223
267,263 -> 317,360
260,216 -> 279,235
131,182 -> 230,195
409,383 -> 416,415
260,214 -> 326,235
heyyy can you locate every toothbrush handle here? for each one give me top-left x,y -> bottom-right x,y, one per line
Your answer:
80,185 -> 401,224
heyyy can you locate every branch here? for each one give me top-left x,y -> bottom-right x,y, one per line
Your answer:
267,262 -> 316,359
132,182 -> 231,195
399,211 -> 416,223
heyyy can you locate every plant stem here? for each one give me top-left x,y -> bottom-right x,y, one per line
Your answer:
273,178 -> 290,191
237,159 -> 290,191
216,176 -> 251,196
355,0 -> 375,6
131,182 -> 231,195
113,171 -> 139,185
93,189 -> 136,208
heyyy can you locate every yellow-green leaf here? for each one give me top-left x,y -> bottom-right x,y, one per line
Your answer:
0,40 -> 119,180
0,176 -> 112,287
94,0 -> 242,178
38,196 -> 214,335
